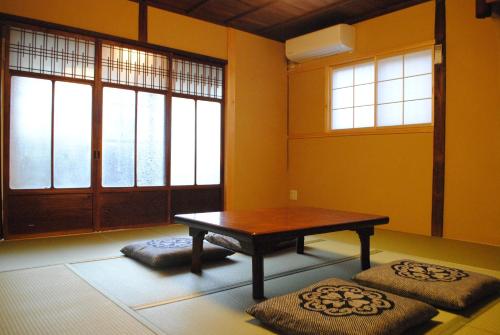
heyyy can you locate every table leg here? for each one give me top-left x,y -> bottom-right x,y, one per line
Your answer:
296,236 -> 305,254
252,254 -> 264,299
356,227 -> 374,270
189,228 -> 207,274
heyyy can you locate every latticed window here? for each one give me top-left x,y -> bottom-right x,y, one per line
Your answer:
9,26 -> 95,80
101,44 -> 169,90
172,58 -> 223,99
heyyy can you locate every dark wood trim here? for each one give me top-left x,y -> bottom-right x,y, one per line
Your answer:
431,0 -> 446,237
139,0 -> 148,42
0,24 -> 5,239
476,0 -> 492,18
2,26 -> 11,238
187,0 -> 210,14
0,12 -> 227,65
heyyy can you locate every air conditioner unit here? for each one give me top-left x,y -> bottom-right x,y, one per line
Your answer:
285,24 -> 355,63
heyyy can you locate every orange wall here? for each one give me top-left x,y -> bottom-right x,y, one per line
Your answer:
444,0 -> 500,245
0,0 -> 138,40
287,2 -> 435,236
225,29 -> 288,210
148,7 -> 227,59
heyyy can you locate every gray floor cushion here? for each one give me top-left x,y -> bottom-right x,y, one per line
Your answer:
353,259 -> 500,310
204,233 -> 296,253
246,277 -> 437,335
121,237 -> 234,268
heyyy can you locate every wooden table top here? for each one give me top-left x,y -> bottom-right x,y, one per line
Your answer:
175,207 -> 389,236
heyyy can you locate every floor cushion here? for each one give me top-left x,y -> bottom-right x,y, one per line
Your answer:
204,233 -> 296,253
353,259 -> 500,310
246,277 -> 437,335
121,237 -> 234,268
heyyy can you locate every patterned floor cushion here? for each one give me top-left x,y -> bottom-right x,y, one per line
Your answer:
353,259 -> 500,310
121,237 -> 234,268
246,277 -> 437,335
204,233 -> 296,253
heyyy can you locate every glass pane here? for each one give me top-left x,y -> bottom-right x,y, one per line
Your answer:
332,108 -> 353,130
171,97 -> 195,185
196,101 -> 221,185
54,82 -> 92,188
378,55 -> 403,81
404,49 -> 433,77
354,105 -> 374,128
102,87 -> 136,187
332,66 -> 353,89
137,92 -> 166,186
354,83 -> 374,107
332,87 -> 353,109
404,74 -> 432,100
404,99 -> 432,125
354,62 -> 374,85
377,79 -> 403,104
377,102 -> 403,126
9,76 -> 52,189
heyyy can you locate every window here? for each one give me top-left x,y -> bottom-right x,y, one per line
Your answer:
10,77 -> 92,190
331,49 -> 433,130
170,97 -> 221,186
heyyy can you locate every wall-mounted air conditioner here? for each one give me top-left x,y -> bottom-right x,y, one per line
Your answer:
285,24 -> 355,63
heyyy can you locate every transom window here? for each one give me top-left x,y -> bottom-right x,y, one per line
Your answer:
331,48 -> 433,130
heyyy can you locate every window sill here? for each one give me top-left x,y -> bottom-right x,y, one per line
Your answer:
289,124 -> 433,139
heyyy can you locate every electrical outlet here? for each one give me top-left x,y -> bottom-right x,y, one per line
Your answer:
289,189 -> 298,201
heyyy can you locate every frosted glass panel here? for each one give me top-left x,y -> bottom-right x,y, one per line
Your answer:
102,87 -> 136,187
404,49 -> 432,77
354,106 -> 374,128
10,76 -> 52,189
332,108 -> 353,130
377,102 -> 403,126
137,92 -> 166,186
404,74 -> 432,100
196,101 -> 221,185
54,82 -> 92,188
354,83 -> 374,107
404,99 -> 432,125
378,55 -> 403,81
171,97 -> 195,185
332,66 -> 353,89
354,62 -> 374,85
332,87 -> 353,109
377,79 -> 403,104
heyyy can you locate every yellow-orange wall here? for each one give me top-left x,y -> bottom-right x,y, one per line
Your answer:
225,29 -> 288,210
288,2 -> 435,236
444,0 -> 500,245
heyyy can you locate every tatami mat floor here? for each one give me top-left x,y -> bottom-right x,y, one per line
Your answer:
0,225 -> 498,335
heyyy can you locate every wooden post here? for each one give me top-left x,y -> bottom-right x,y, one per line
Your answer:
431,0 -> 446,237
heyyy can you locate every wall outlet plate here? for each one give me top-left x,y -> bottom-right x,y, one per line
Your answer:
289,190 -> 298,201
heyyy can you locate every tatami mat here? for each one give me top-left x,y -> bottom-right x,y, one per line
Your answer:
70,239 -> 363,309
0,265 -> 162,335
0,224 -> 186,272
138,251 -> 500,335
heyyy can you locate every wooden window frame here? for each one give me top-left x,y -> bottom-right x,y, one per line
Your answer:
0,17 -> 226,238
327,45 -> 435,135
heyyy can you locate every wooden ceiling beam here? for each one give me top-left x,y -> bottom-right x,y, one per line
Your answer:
187,0 -> 211,14
224,0 -> 277,24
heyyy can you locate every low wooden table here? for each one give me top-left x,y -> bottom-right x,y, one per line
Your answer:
174,207 -> 389,299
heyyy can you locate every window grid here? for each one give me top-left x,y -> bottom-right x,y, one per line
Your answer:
331,48 -> 433,130
172,58 -> 223,99
9,26 -> 95,80
101,44 -> 169,90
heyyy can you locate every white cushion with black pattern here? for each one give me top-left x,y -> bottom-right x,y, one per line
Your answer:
120,237 -> 234,268
246,278 -> 437,335
204,233 -> 296,253
353,259 -> 500,310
